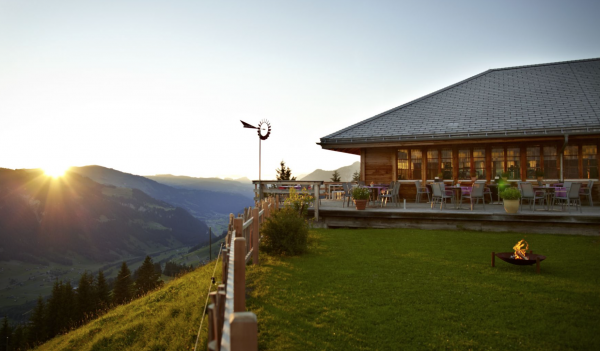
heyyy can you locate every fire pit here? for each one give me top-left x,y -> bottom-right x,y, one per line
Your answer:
491,240 -> 546,273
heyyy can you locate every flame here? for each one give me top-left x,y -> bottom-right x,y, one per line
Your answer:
513,239 -> 529,260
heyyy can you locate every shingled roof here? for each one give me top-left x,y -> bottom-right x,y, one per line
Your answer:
319,58 -> 600,146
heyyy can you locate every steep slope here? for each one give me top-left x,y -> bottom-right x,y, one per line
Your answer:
299,161 -> 360,182
36,261 -> 221,350
71,166 -> 254,217
146,174 -> 255,198
0,168 -> 209,263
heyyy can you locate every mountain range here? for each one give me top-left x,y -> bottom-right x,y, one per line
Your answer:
146,174 -> 255,198
299,161 -> 360,182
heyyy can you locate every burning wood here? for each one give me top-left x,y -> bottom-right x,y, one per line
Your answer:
511,239 -> 529,260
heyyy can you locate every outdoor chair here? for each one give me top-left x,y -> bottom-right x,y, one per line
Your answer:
553,182 -> 582,213
380,182 -> 401,207
580,180 -> 594,206
464,182 -> 486,211
475,180 -> 493,203
431,183 -> 453,210
415,180 -> 430,203
342,182 -> 353,208
519,182 -> 546,211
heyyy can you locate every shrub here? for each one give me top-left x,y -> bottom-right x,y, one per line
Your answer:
284,188 -> 314,216
500,187 -> 521,200
352,187 -> 370,200
260,207 -> 309,256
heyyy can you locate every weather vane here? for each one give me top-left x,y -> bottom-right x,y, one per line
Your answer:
241,119 -> 272,205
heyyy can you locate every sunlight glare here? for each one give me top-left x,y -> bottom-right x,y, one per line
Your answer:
44,165 -> 70,178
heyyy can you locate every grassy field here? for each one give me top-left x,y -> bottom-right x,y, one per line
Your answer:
246,228 -> 600,350
35,256 -> 222,350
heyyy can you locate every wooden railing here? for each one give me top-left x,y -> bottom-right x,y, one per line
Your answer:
252,180 -> 324,221
207,197 -> 278,351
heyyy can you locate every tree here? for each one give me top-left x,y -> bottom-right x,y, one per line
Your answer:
113,262 -> 133,305
0,316 -> 11,351
331,170 -> 341,182
95,270 -> 111,311
276,160 -> 296,181
134,256 -> 162,296
76,271 -> 94,323
28,296 -> 46,346
352,171 -> 360,182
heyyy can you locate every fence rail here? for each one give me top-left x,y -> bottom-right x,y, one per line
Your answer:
207,196 -> 278,351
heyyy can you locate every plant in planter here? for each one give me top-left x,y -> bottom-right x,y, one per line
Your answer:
535,169 -> 544,181
470,171 -> 478,183
501,171 -> 510,181
352,187 -> 371,210
500,187 -> 521,214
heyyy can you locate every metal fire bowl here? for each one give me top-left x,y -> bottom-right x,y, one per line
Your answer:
495,252 -> 547,266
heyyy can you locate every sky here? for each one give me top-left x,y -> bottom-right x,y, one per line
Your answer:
1,0 -> 599,180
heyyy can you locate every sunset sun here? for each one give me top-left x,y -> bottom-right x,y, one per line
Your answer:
44,165 -> 70,178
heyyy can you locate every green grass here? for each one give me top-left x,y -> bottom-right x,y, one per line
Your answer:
246,229 -> 600,350
35,258 -> 222,350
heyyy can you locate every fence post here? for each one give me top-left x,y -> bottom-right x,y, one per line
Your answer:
252,207 -> 259,265
234,218 -> 243,239
221,248 -> 229,284
229,312 -> 258,351
216,285 -> 226,350
314,183 -> 320,221
233,237 -> 246,312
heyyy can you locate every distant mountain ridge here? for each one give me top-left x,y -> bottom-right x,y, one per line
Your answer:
146,174 -> 255,198
71,166 -> 254,218
0,169 -> 209,264
300,161 -> 360,182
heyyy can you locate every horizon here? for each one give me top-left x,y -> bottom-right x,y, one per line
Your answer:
1,0 -> 599,179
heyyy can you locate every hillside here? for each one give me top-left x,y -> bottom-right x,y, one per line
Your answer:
0,168 -> 208,264
71,166 -> 254,218
299,161 -> 360,182
146,174 -> 255,198
35,259 -> 221,350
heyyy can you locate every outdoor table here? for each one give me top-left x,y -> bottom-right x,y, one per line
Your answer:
328,184 -> 344,200
532,186 -> 558,211
449,185 -> 466,209
362,185 -> 388,206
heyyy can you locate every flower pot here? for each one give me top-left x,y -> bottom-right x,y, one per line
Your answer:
354,199 -> 368,210
503,199 -> 519,214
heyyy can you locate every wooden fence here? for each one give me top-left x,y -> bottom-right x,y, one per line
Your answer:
206,197 -> 278,351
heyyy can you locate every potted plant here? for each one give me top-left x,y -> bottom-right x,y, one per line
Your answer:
535,169 -> 544,183
470,171 -> 478,183
352,187 -> 371,210
436,172 -> 444,182
500,187 -> 521,214
501,171 -> 509,181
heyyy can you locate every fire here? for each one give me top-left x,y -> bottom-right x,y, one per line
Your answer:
512,239 -> 529,260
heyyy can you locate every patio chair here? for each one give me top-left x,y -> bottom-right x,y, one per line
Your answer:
431,183 -> 453,210
463,182 -> 486,211
580,180 -> 594,206
553,182 -> 582,213
415,180 -> 430,203
380,182 -> 401,207
475,180 -> 493,203
519,182 -> 546,211
342,182 -> 353,208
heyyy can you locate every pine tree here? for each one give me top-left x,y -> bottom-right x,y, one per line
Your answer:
28,296 -> 46,346
62,281 -> 76,331
10,324 -> 26,351
0,316 -> 11,351
45,280 -> 62,338
95,270 -> 111,312
134,256 -> 162,296
276,160 -> 296,181
113,262 -> 133,305
76,271 -> 94,323
153,262 -> 162,277
331,170 -> 341,182
352,171 -> 360,182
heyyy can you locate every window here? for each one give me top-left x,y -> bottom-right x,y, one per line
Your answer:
426,149 -> 439,180
543,146 -> 558,179
411,149 -> 422,179
473,149 -> 486,180
441,149 -> 453,180
526,147 -> 541,179
458,149 -> 470,179
492,148 -> 504,178
583,145 -> 598,179
564,146 -> 578,179
398,149 -> 409,180
506,148 -> 520,180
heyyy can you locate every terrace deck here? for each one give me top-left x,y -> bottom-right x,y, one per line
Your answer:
308,199 -> 600,236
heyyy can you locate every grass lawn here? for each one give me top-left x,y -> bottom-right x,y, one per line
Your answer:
246,228 -> 600,350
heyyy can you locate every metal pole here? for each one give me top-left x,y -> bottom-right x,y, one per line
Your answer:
259,137 -> 262,207
209,227 -> 212,261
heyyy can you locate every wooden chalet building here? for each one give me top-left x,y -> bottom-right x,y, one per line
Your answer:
318,58 -> 600,201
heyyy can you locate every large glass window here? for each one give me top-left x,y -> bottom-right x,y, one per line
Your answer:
582,145 -> 598,179
492,148 -> 504,178
441,149 -> 453,180
564,146 -> 579,179
411,149 -> 422,180
473,149 -> 486,179
526,147 -> 541,179
426,149 -> 439,180
543,146 -> 558,179
458,149 -> 471,180
398,149 -> 409,180
506,148 -> 520,180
